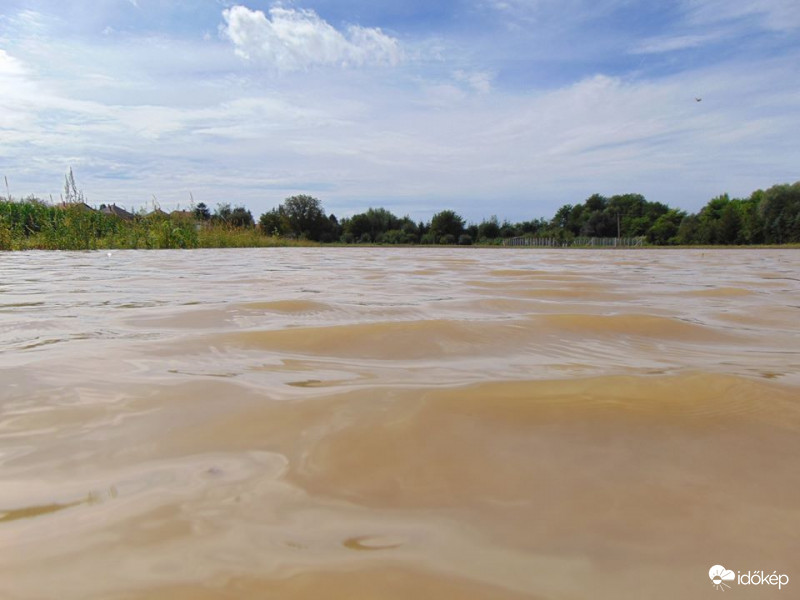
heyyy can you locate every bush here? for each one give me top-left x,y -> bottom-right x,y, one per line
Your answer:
0,221 -> 12,250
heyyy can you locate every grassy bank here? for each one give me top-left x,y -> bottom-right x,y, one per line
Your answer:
0,200 -> 314,250
3,198 -> 799,251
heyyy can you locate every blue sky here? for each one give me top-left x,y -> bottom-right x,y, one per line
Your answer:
1,0 -> 798,221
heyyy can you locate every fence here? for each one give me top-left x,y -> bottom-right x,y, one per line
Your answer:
503,236 -> 645,248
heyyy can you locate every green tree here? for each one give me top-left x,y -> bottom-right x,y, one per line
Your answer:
194,202 -> 211,221
429,210 -> 465,242
647,209 -> 685,245
759,182 -> 800,244
551,204 -> 574,230
399,217 -> 420,243
282,195 -> 329,240
584,193 -> 607,212
344,207 -> 399,242
737,196 -> 764,244
478,216 -> 501,240
229,206 -> 254,228
716,202 -> 742,244
259,208 -> 288,236
214,203 -> 233,223
676,214 -> 700,244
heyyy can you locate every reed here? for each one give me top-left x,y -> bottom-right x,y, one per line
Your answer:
0,199 -> 309,250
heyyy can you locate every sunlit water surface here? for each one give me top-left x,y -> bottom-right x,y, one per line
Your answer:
1,248 -> 798,599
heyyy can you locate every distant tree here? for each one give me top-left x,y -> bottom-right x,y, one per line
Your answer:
282,195 -> 329,240
584,193 -> 607,212
478,216 -> 501,239
759,182 -> 800,244
229,206 -> 254,228
518,219 -> 546,236
344,207 -> 400,242
580,211 -> 615,237
716,202 -> 742,244
737,196 -> 764,244
194,202 -> 211,221
214,203 -> 233,223
345,212 -> 373,241
676,214 -> 701,245
399,217 -> 420,243
646,209 -> 685,245
420,232 -> 436,245
259,207 -> 288,236
551,204 -> 574,230
212,203 -> 253,228
315,214 -> 341,243
499,221 -> 517,238
430,210 -> 465,242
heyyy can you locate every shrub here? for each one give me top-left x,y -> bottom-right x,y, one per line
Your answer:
420,232 -> 436,245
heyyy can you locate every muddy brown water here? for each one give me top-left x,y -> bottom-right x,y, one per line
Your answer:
1,248 -> 798,599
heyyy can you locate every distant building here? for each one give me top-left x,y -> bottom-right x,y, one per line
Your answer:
99,204 -> 134,221
57,202 -> 95,213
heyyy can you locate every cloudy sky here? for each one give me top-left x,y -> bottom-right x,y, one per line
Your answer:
1,1 -> 798,221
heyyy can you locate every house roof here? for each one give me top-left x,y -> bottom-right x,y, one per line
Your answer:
100,204 -> 134,220
57,202 -> 95,212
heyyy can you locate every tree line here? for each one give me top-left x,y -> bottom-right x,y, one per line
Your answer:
2,180 -> 799,249
251,182 -> 800,245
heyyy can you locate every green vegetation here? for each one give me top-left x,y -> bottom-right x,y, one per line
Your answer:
0,198 -> 298,250
259,183 -> 800,246
2,181 -> 799,250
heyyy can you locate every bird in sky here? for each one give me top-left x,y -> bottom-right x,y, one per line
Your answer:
695,97 -> 702,102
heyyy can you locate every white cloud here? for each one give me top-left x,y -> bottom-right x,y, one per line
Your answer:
631,1 -> 800,58
682,0 -> 800,31
2,2 -> 798,220
220,4 -> 402,71
453,70 -> 493,93
632,32 -> 724,54
0,49 -> 25,75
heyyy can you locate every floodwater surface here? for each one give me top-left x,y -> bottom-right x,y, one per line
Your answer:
1,248 -> 798,599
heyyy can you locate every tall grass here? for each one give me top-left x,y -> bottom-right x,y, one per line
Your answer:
0,199 -> 313,250
198,225 -> 316,248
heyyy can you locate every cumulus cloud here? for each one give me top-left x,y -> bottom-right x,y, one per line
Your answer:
220,4 -> 402,71
0,49 -> 25,76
